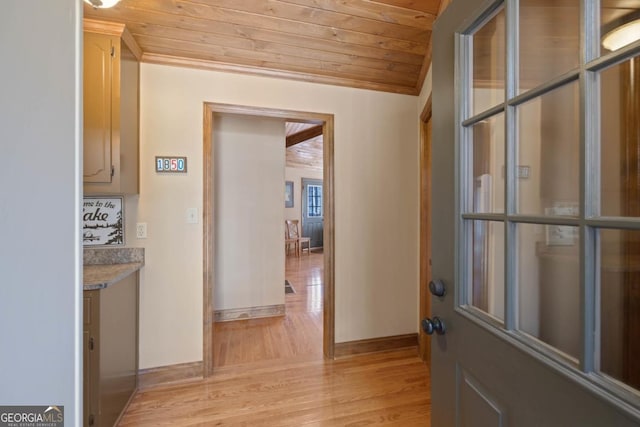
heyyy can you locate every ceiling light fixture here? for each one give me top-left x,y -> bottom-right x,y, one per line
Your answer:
83,0 -> 121,8
602,19 -> 640,51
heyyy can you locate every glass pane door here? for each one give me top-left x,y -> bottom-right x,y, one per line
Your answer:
458,0 -> 640,403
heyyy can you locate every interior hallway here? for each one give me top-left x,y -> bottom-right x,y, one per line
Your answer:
119,250 -> 431,426
213,250 -> 325,367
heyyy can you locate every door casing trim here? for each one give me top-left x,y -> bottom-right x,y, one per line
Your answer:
202,102 -> 335,376
419,95 -> 433,362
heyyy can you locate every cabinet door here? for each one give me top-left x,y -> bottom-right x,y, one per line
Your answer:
83,33 -> 112,184
83,292 -> 99,427
83,329 -> 92,426
99,274 -> 138,426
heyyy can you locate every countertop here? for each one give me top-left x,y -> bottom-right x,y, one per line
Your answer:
84,262 -> 143,290
83,247 -> 144,291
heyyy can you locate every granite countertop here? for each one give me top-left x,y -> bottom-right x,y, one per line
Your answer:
83,247 -> 144,291
84,263 -> 143,290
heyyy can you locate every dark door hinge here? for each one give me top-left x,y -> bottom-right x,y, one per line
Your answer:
88,337 -> 94,351
111,165 -> 115,178
88,414 -> 95,426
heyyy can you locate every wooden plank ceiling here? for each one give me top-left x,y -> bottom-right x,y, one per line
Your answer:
84,0 -> 448,95
285,122 -> 323,170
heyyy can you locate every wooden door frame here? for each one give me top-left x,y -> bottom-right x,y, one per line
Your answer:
419,96 -> 433,362
202,102 -> 335,376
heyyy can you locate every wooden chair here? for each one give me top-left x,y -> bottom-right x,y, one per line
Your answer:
285,233 -> 298,256
285,219 -> 311,256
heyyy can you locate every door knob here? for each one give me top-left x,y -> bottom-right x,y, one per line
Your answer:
421,317 -> 446,335
429,279 -> 446,297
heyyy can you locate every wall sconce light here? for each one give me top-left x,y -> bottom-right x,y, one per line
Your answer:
83,0 -> 121,8
602,17 -> 640,51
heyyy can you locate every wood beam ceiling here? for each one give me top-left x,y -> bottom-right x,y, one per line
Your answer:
286,124 -> 323,148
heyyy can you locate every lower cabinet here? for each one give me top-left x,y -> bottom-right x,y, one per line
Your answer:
84,273 -> 138,427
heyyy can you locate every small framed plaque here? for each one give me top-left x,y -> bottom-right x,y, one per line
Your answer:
156,156 -> 187,173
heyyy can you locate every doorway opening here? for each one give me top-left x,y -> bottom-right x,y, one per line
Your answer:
202,103 -> 335,376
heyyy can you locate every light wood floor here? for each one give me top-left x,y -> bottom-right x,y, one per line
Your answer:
119,250 -> 431,426
212,250 -> 325,367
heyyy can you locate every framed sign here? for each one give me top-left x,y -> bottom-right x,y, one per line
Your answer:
83,196 -> 124,246
285,181 -> 294,208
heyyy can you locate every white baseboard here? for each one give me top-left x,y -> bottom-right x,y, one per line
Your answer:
214,304 -> 285,322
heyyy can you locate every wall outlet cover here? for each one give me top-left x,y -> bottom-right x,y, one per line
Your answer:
136,222 -> 147,239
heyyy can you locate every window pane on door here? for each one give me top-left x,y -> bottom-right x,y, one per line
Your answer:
469,220 -> 505,321
601,4 -> 640,53
601,56 -> 640,217
519,0 -> 580,93
599,228 -> 640,390
470,114 -> 505,213
517,223 -> 580,360
307,184 -> 322,217
517,82 -> 580,216
472,8 -> 505,115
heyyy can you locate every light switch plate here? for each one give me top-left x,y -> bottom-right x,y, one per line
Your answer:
186,208 -> 198,224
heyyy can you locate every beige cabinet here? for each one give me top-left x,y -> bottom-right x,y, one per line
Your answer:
83,33 -> 112,184
83,295 -> 98,427
83,273 -> 138,427
83,21 -> 140,195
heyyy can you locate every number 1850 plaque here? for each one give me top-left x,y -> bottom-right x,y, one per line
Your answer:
156,156 -> 187,173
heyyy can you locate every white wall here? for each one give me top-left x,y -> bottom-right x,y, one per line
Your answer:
0,2 -> 82,424
137,63 -> 420,369
214,114 -> 285,311
284,166 -> 324,225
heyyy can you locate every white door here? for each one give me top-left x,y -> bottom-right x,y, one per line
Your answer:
430,0 -> 640,425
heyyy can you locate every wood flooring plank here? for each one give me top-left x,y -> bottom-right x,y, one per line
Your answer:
120,252 -> 430,425
120,351 -> 429,425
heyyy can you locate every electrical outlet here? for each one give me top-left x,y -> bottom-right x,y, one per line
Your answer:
136,222 -> 147,239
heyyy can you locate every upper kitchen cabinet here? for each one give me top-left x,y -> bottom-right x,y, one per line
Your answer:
83,20 -> 140,195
